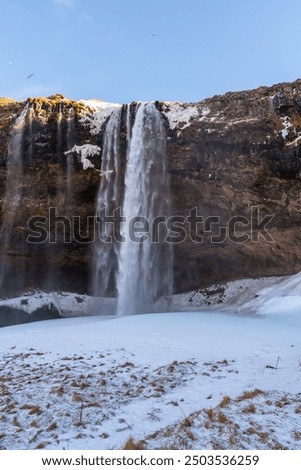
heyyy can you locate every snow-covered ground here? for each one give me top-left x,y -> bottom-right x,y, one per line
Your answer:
0,273 -> 301,450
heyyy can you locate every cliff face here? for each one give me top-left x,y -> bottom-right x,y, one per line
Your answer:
0,81 -> 301,297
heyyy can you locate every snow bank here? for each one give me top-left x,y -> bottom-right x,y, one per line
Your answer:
1,272 -> 301,323
239,272 -> 301,316
0,291 -> 116,318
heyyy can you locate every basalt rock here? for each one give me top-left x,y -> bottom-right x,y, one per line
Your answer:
0,81 -> 300,297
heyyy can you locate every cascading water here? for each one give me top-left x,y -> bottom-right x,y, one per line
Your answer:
0,104 -> 29,293
93,106 -> 123,297
66,107 -> 75,208
56,103 -> 63,159
116,103 -> 173,315
27,105 -> 35,162
94,102 -> 173,315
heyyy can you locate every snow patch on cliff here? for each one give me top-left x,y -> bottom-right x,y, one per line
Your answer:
286,134 -> 301,147
280,116 -> 292,139
65,144 -> 101,170
198,106 -> 211,121
80,100 -> 121,135
162,103 -> 199,131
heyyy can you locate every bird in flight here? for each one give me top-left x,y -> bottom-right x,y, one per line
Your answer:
27,73 -> 34,79
151,32 -> 156,37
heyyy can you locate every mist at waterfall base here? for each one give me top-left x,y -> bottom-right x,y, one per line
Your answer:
0,101 -> 173,317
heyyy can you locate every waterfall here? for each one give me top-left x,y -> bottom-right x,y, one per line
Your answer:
0,104 -> 29,293
27,105 -> 35,162
93,102 -> 173,315
56,103 -> 63,159
93,106 -> 123,297
116,102 -> 172,315
66,107 -> 75,209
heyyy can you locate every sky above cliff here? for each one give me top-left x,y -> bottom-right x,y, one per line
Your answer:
1,0 -> 300,103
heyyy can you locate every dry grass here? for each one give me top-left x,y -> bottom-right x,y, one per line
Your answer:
12,416 -> 21,428
273,443 -> 288,450
259,432 -> 269,444
2,403 -> 15,413
30,420 -> 39,428
72,393 -> 82,403
29,406 -> 42,416
185,429 -> 196,441
163,428 -> 173,438
219,396 -> 231,408
217,359 -> 229,366
205,408 -> 215,421
0,97 -> 16,106
245,427 -> 257,435
121,362 -> 135,369
242,403 -> 256,414
123,436 -> 145,450
86,402 -> 100,408
54,386 -> 64,397
238,389 -> 264,401
36,442 -> 46,449
47,422 -> 57,432
217,411 -> 229,424
182,417 -> 193,428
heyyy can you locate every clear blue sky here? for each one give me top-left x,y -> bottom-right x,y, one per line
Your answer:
1,0 -> 300,103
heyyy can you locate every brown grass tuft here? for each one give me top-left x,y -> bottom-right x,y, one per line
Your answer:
242,403 -> 256,414
56,386 -> 64,397
217,411 -> 229,424
12,416 -> 21,427
29,406 -> 42,416
238,389 -> 264,401
72,393 -> 82,403
36,442 -> 46,449
219,396 -> 231,408
30,420 -> 39,428
123,436 -> 145,450
205,407 -> 215,421
47,422 -> 57,432
185,429 -> 196,441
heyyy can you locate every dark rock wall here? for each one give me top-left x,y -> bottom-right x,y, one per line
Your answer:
162,81 -> 301,291
0,81 -> 301,297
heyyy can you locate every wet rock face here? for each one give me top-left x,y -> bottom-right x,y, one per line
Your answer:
0,95 -> 99,296
0,82 -> 301,297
